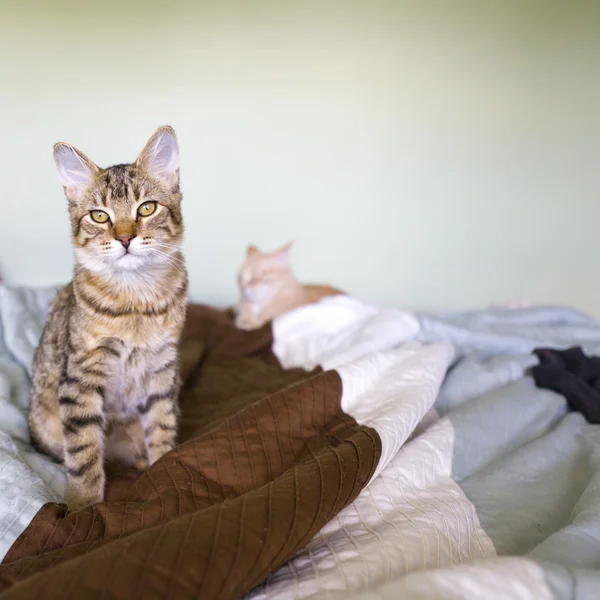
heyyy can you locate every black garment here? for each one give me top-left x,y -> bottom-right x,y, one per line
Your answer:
532,346 -> 600,424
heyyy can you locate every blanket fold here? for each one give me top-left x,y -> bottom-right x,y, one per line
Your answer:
0,305 -> 381,600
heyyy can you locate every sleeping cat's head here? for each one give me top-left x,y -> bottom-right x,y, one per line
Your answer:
53,126 -> 183,275
238,242 -> 295,303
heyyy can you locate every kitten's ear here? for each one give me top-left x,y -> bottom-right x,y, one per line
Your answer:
136,125 -> 180,189
247,245 -> 259,257
274,241 -> 293,264
53,143 -> 98,204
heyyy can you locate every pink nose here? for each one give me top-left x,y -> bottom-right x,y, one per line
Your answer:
118,235 -> 135,249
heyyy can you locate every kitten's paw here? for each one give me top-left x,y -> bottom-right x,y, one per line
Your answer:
235,315 -> 259,331
147,444 -> 175,467
134,455 -> 149,471
65,490 -> 103,512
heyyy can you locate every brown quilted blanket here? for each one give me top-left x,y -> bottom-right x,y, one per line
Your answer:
0,305 -> 380,599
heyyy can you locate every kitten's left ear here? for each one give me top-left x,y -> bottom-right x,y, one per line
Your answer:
136,126 -> 180,189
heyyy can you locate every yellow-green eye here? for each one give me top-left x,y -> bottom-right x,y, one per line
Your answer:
137,201 -> 157,217
90,210 -> 109,223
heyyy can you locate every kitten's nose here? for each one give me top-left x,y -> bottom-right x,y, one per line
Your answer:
117,235 -> 135,249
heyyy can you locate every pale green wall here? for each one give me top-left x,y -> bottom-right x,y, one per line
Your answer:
1,1 -> 599,315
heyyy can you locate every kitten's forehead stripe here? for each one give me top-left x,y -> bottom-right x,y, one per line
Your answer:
106,164 -> 132,198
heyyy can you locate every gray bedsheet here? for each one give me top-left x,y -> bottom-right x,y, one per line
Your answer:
419,307 -> 600,599
0,285 -> 65,559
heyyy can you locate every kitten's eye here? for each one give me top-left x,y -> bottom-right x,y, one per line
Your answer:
138,201 -> 157,217
90,210 -> 110,223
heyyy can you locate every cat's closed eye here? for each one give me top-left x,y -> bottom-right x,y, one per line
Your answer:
258,271 -> 280,283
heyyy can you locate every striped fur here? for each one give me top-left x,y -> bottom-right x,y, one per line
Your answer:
29,126 -> 187,511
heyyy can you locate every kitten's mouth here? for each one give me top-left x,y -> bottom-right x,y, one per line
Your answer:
113,250 -> 144,269
118,248 -> 136,259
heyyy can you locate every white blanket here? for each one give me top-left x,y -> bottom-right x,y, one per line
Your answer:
250,296 -> 600,600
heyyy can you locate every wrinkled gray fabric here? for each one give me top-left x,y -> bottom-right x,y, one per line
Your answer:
418,307 -> 600,598
0,285 -> 65,560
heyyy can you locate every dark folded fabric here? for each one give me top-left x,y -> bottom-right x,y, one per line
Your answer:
532,346 -> 600,423
0,305 -> 381,600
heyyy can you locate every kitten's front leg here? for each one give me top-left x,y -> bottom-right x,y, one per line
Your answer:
59,351 -> 109,511
138,364 -> 180,465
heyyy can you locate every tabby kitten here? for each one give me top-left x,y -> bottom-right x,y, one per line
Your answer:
29,126 -> 188,511
235,242 -> 342,330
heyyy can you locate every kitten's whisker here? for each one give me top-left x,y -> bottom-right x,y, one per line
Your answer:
151,241 -> 181,249
148,247 -> 180,261
74,256 -> 104,277
152,243 -> 184,254
147,247 -> 186,265
147,249 -> 186,274
152,244 -> 185,258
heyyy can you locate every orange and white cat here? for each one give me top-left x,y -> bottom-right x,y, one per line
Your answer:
235,242 -> 342,330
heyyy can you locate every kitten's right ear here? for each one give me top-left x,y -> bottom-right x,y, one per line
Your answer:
247,245 -> 259,256
273,240 -> 293,264
53,143 -> 98,204
136,126 -> 180,189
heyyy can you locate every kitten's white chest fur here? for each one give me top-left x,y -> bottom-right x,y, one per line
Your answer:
105,347 -> 152,417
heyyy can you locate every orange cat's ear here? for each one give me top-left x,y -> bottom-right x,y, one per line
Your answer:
136,126 -> 180,190
274,241 -> 293,263
53,143 -> 98,205
247,245 -> 259,256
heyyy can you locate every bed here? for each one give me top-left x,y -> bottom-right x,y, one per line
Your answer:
0,285 -> 598,599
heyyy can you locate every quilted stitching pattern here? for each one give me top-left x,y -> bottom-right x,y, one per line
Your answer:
249,418 -> 496,598
0,306 -> 381,600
